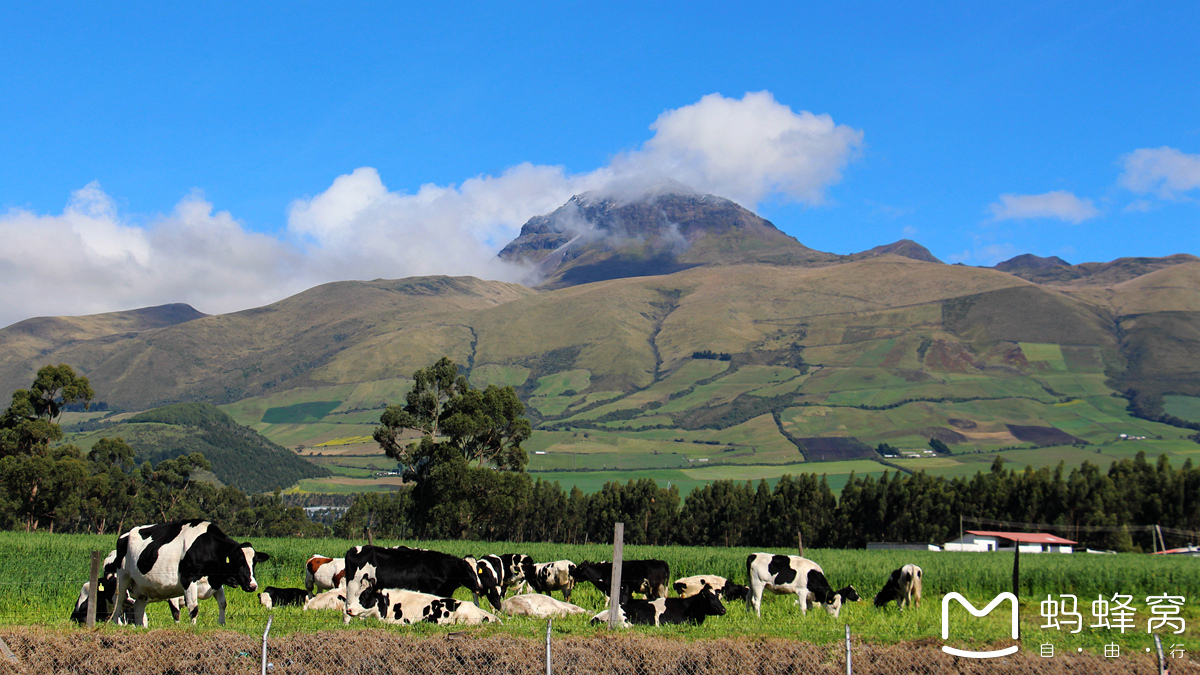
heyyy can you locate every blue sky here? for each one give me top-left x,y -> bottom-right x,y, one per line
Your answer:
1,2 -> 1198,326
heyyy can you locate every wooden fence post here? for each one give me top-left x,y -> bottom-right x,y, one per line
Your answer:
608,523 -> 624,629
87,550 -> 102,627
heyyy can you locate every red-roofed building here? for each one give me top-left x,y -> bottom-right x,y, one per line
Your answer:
944,531 -> 1076,554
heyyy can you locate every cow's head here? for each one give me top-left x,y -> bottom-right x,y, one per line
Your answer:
697,586 -> 727,616
837,585 -> 861,603
350,577 -> 387,620
721,582 -> 750,602
219,543 -> 269,593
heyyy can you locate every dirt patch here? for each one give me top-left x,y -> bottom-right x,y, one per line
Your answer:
918,427 -> 968,444
922,340 -> 979,373
1006,425 -> 1087,446
796,437 -> 877,461
948,418 -> 977,430
895,370 -> 933,383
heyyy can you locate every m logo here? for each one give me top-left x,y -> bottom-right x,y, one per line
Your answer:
941,592 -> 1020,658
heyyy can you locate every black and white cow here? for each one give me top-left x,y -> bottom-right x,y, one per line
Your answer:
353,579 -> 500,625
571,559 -> 670,603
874,564 -> 922,610
342,545 -> 491,623
746,553 -> 859,618
71,550 -> 131,624
303,555 -> 346,593
673,575 -> 750,602
259,586 -> 312,610
110,520 -> 269,627
517,559 -> 577,601
303,589 -> 346,611
475,554 -> 533,600
591,586 -> 727,627
500,593 -> 589,618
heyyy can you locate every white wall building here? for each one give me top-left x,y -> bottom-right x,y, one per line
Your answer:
943,530 -> 1076,553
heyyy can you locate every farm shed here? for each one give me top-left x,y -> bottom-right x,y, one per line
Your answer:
943,530 -> 1076,554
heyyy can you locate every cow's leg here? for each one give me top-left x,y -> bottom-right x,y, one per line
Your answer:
110,574 -> 131,624
747,579 -> 766,617
168,597 -> 182,622
183,582 -> 201,625
215,587 -> 227,625
795,590 -> 809,615
562,583 -> 572,602
133,597 -> 149,627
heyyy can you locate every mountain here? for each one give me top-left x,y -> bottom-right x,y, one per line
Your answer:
498,184 -> 835,288
994,253 -> 1200,285
846,239 -> 942,263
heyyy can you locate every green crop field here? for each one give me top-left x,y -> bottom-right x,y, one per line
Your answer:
2,531 -> 1194,653
1165,395 -> 1200,423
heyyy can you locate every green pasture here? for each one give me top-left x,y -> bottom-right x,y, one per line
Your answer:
1165,395 -> 1200,423
3,531 -> 1195,651
469,364 -> 531,389
532,370 -> 591,397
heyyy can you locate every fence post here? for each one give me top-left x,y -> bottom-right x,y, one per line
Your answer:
1154,634 -> 1165,675
545,617 -> 552,675
608,523 -> 624,629
798,531 -> 803,558
87,550 -> 102,628
844,625 -> 852,675
261,614 -> 273,675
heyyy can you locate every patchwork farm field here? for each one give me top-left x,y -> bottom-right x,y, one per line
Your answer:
3,532 -> 1196,654
218,331 -> 1197,498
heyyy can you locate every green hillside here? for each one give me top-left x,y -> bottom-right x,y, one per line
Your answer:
68,403 -> 330,493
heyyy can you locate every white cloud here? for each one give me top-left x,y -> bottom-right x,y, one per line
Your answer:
987,191 -> 1101,224
1118,146 -> 1200,199
608,91 -> 863,206
0,91 -> 864,328
0,184 -> 303,327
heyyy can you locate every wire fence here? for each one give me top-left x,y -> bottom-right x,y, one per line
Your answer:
0,621 -> 1192,675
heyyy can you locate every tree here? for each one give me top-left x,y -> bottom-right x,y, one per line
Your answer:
373,357 -> 531,472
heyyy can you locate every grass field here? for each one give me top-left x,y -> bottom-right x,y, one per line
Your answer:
2,531 -> 1194,653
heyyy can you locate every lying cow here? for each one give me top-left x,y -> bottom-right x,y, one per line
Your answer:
673,575 -> 749,602
304,555 -> 346,593
303,589 -> 346,611
501,593 -> 588,618
476,554 -> 532,600
572,559 -> 670,603
746,553 -> 859,618
591,587 -> 727,627
110,519 -> 268,626
343,545 -> 491,623
874,564 -> 922,610
259,586 -> 311,610
517,560 -> 576,601
353,581 -> 500,625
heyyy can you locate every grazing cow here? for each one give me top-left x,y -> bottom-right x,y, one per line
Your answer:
354,580 -> 500,625
501,594 -> 589,618
342,545 -> 491,623
74,549 -> 225,625
746,553 -> 859,618
517,560 -> 577,601
303,589 -> 346,611
673,575 -> 750,602
304,555 -> 346,592
571,559 -> 670,603
874,564 -> 922,610
110,519 -> 268,627
259,586 -> 312,610
475,554 -> 533,601
591,587 -> 727,627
